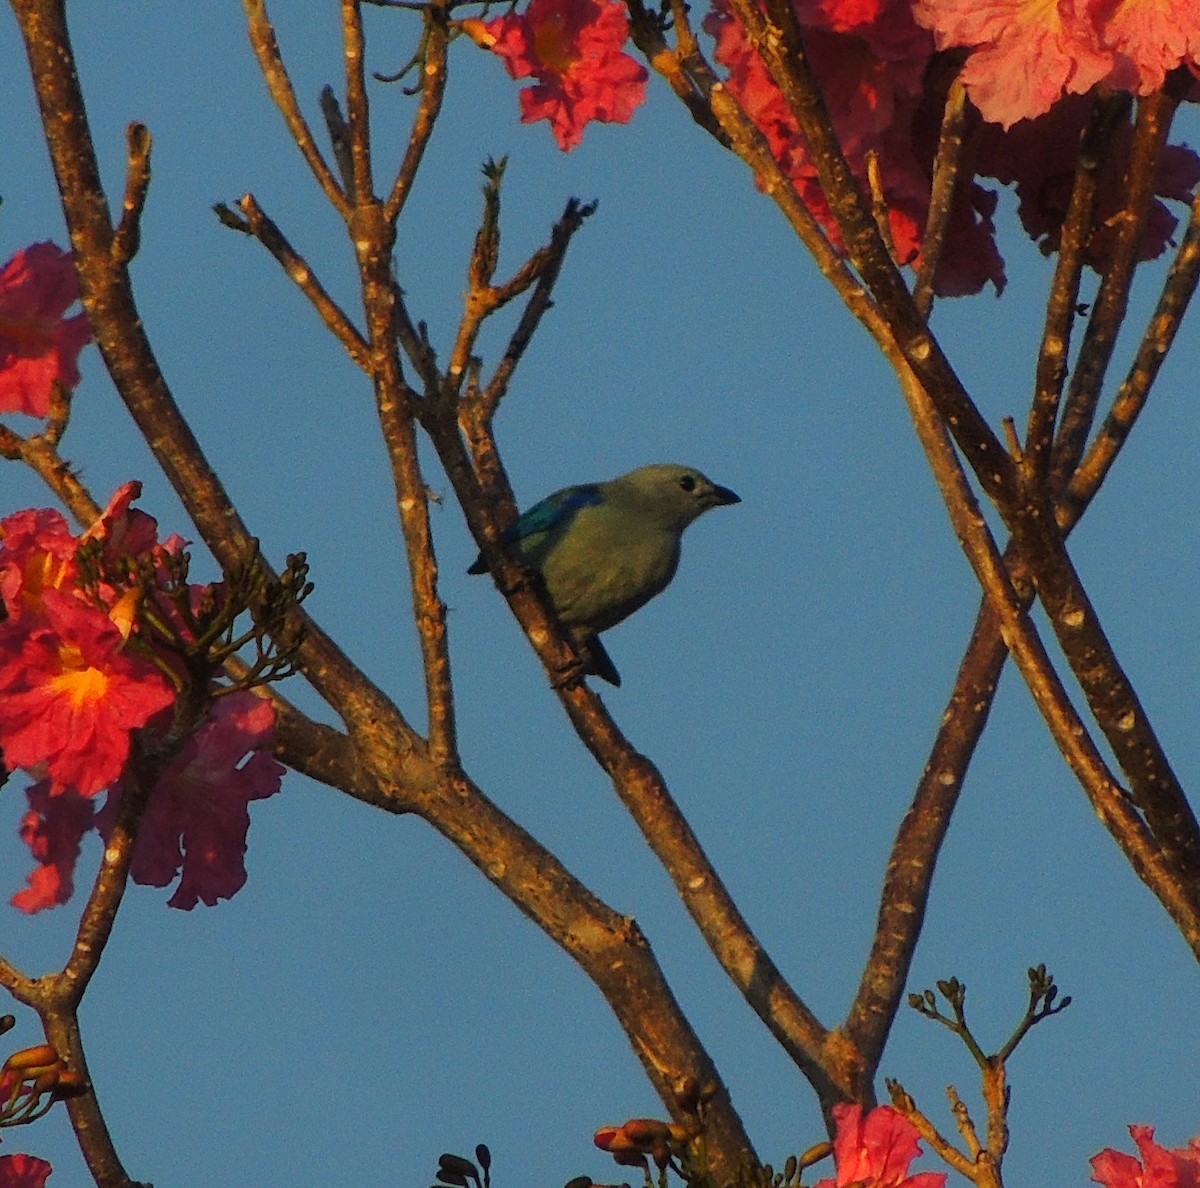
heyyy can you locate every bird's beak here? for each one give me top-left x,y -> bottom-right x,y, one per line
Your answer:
712,484 -> 741,506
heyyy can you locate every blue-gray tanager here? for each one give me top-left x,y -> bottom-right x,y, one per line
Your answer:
469,463 -> 740,685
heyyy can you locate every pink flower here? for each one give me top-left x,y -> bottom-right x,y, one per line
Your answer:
0,484 -> 171,627
702,0 -> 1002,290
13,696 -> 284,912
1102,0 -> 1200,96
99,692 -> 285,909
11,781 -> 96,913
14,695 -> 284,912
1091,1124 -> 1200,1188
0,589 -> 176,796
82,480 -> 163,563
913,0 -> 1111,129
813,1104 -> 946,1188
0,1154 -> 53,1188
0,242 -> 91,418
914,0 -> 1200,129
476,0 -> 648,150
0,508 -> 79,622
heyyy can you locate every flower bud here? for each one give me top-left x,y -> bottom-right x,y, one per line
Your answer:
2,1044 -> 57,1073
459,19 -> 497,49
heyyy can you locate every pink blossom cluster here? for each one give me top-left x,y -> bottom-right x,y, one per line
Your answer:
798,1107 -> 1200,1188
0,485 -> 284,912
466,0 -> 648,150
468,0 -> 1200,295
813,1104 -> 946,1188
704,0 -> 1199,292
592,1105 -> 1200,1188
914,0 -> 1200,130
705,0 -> 947,265
0,1154 -> 52,1188
0,243 -> 90,418
1092,1124 -> 1200,1188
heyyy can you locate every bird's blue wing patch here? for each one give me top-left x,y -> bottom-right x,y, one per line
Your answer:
468,484 -> 603,573
506,484 -> 600,556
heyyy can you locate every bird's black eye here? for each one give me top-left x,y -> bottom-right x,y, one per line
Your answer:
679,474 -> 697,493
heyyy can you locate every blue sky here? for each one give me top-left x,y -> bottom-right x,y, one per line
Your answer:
3,3 -> 1200,1186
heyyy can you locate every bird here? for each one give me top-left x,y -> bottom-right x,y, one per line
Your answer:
468,463 -> 741,686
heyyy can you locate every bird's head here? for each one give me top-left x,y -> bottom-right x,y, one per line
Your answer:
613,464 -> 741,532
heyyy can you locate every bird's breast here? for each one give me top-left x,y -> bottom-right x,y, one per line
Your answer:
538,516 -> 680,633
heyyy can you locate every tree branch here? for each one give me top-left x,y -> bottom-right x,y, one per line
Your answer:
1065,183 -> 1200,518
11,0 -> 420,749
1023,92 -> 1129,488
241,0 -> 351,217
218,192 -> 372,370
913,76 -> 969,320
384,4 -> 450,223
1051,89 -> 1182,487
731,0 -> 1017,506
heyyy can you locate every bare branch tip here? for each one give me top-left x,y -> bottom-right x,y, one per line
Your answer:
212,202 -> 253,235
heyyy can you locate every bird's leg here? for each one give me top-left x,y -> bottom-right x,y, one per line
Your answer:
549,652 -> 590,690
491,564 -> 537,598
547,633 -> 620,689
497,569 -> 596,689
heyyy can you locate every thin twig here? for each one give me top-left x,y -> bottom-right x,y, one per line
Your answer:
886,1081 -> 977,1181
228,193 -> 372,370
734,0 -> 1017,506
320,86 -> 357,200
111,122 -> 153,266
844,596 -> 1007,1066
864,151 -> 897,261
1021,93 -> 1127,490
337,0 -> 457,760
393,285 -> 443,393
53,727 -> 194,1008
1066,183 -> 1200,519
913,77 -> 968,319
380,398 -> 459,762
1051,89 -> 1182,486
341,0 -> 375,206
440,164 -> 556,414
355,269 -> 458,760
384,5 -> 451,224
474,197 -> 597,419
624,0 -> 730,146
2,432 -> 102,525
242,0 -> 351,218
